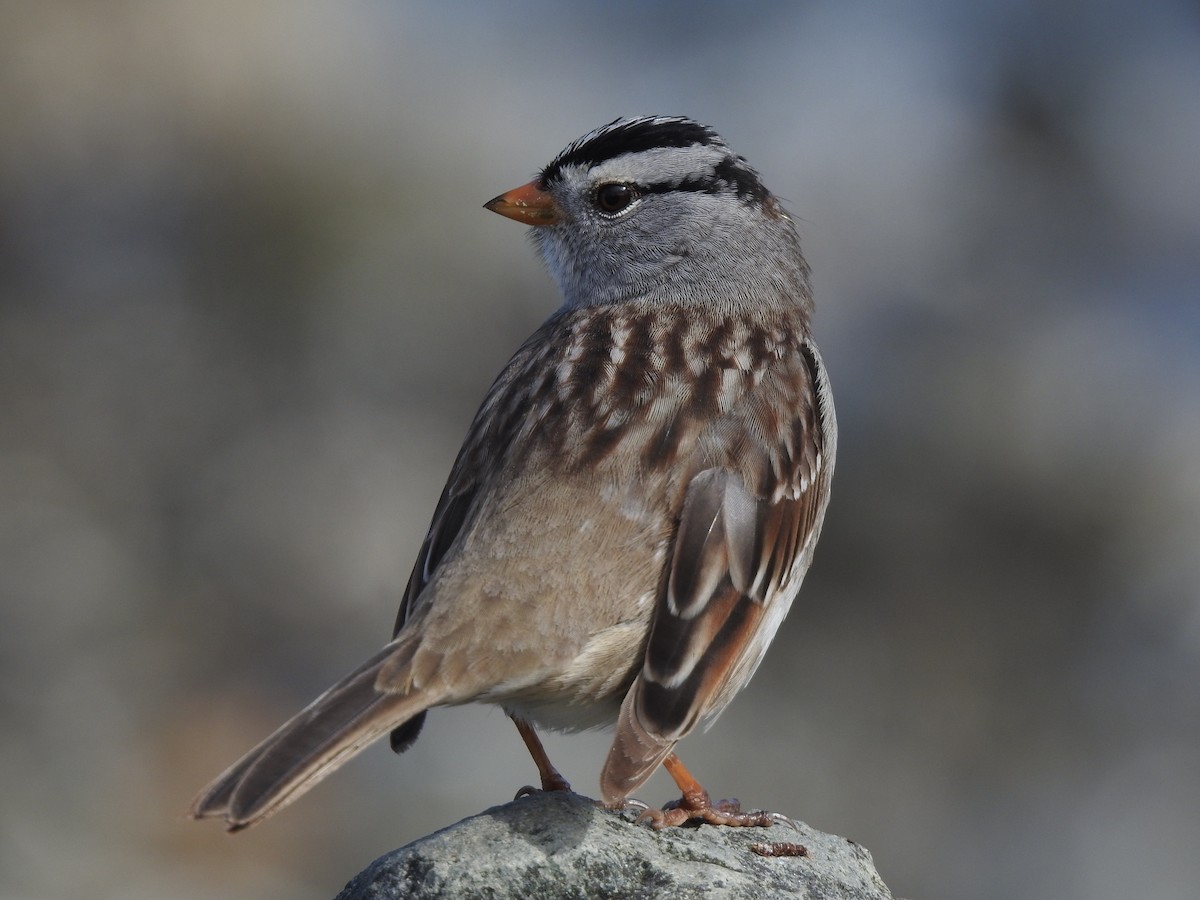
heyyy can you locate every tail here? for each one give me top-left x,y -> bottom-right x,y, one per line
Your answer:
599,677 -> 678,804
189,642 -> 435,831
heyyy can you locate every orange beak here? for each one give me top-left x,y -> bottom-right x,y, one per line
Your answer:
484,180 -> 562,226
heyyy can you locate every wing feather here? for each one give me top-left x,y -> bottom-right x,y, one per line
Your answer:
601,338 -> 834,802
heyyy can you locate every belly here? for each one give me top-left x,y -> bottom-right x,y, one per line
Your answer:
481,615 -> 650,732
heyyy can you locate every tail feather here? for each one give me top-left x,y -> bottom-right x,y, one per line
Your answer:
189,643 -> 435,831
599,677 -> 677,804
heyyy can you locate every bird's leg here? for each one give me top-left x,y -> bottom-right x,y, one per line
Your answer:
636,752 -> 780,829
511,715 -> 573,798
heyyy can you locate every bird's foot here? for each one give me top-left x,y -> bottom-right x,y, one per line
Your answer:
513,771 -> 572,800
636,791 -> 792,830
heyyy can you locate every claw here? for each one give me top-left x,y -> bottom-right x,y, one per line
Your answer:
628,754 -> 786,830
635,795 -> 776,830
513,774 -> 572,801
596,796 -> 650,819
766,811 -> 801,832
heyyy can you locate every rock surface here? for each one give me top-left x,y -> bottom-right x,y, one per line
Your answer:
334,791 -> 892,899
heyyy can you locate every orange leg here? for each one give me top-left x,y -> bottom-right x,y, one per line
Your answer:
510,715 -> 572,798
636,752 -> 781,829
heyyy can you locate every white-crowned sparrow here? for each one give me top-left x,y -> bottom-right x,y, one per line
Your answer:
190,115 -> 836,832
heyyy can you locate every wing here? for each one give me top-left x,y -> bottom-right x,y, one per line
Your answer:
392,483 -> 480,639
600,340 -> 835,801
386,482 -> 478,752
385,317 -> 559,752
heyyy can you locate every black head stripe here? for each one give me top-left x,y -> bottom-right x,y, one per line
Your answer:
541,116 -> 721,183
541,116 -> 771,206
639,155 -> 770,205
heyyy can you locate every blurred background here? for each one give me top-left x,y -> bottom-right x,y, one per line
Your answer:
2,1 -> 1198,898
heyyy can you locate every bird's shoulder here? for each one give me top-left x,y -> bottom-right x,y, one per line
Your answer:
460,302 -> 822,486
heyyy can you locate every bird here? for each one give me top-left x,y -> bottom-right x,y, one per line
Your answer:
189,115 -> 836,832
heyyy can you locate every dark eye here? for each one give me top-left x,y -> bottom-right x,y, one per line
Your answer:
594,183 -> 637,215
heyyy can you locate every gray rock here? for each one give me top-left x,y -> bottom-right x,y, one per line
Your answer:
334,792 -> 892,899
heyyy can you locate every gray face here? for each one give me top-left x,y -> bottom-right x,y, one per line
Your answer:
530,117 -> 812,316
